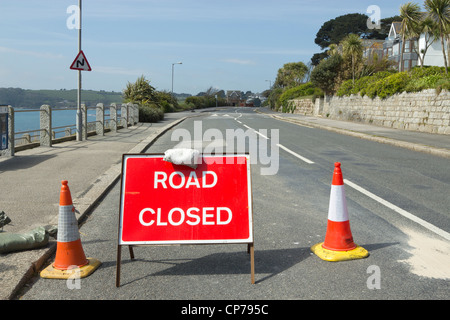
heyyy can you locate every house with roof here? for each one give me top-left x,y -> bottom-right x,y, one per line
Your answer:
382,21 -> 448,71
226,90 -> 244,106
383,22 -> 419,71
362,39 -> 384,62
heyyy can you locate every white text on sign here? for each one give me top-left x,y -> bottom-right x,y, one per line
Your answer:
154,171 -> 217,189
138,170 -> 232,227
139,207 -> 232,227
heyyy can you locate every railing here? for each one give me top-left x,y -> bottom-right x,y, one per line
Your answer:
0,103 -> 139,157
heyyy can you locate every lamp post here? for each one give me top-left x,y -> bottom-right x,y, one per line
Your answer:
171,62 -> 182,95
76,0 -> 82,141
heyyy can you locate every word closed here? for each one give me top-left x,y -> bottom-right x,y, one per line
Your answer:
119,154 -> 253,245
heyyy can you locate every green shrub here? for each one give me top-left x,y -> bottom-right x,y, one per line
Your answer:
364,72 -> 410,99
139,104 -> 164,122
336,71 -> 393,97
336,66 -> 449,99
184,95 -> 226,109
405,74 -> 445,92
336,80 -> 354,97
436,77 -> 450,94
410,66 -> 446,79
278,82 -> 316,107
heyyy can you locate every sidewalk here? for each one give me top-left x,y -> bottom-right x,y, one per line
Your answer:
0,113 -> 188,300
258,107 -> 450,159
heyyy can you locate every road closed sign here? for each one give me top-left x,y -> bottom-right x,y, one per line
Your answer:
118,154 -> 253,245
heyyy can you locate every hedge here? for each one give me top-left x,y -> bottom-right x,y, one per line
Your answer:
139,104 -> 164,123
336,67 -> 450,99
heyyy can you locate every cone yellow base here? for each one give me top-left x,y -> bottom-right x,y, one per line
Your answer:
311,242 -> 369,262
40,258 -> 101,279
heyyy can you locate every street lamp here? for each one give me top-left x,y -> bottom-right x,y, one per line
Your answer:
76,0 -> 83,141
172,62 -> 182,95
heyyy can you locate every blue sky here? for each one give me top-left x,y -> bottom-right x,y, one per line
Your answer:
1,0 -> 404,95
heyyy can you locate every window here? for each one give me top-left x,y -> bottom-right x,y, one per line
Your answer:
404,41 -> 410,53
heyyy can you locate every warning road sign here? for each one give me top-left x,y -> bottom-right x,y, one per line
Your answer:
70,50 -> 91,71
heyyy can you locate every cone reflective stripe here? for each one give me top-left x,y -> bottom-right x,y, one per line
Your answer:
40,180 -> 100,279
53,181 -> 88,269
311,163 -> 369,262
322,163 -> 356,251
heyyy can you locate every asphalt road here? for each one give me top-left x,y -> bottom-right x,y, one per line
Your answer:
20,107 -> 450,304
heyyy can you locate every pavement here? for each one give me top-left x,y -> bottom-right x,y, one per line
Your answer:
1,106 -> 449,300
0,112 -> 189,300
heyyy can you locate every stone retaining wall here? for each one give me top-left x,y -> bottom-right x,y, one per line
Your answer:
290,89 -> 450,134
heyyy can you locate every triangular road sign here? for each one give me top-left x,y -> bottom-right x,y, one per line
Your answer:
70,50 -> 92,71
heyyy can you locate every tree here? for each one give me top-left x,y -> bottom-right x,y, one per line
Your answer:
341,34 -> 364,84
310,54 -> 344,95
311,52 -> 328,66
123,75 -> 156,105
424,0 -> 450,74
414,17 -> 439,67
312,14 -> 400,66
314,13 -> 369,50
399,2 -> 422,72
273,62 -> 308,89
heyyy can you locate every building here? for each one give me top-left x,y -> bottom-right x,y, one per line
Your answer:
363,39 -> 384,61
226,91 -> 243,106
383,22 -> 419,71
382,21 -> 448,71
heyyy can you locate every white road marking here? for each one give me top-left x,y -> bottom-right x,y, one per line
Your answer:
276,144 -> 315,164
344,179 -> 450,241
254,130 -> 269,140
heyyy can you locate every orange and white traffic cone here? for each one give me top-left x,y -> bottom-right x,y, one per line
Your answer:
311,163 -> 369,261
40,180 -> 101,279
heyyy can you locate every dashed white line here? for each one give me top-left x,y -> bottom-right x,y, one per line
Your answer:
276,144 -> 315,164
254,130 -> 269,140
344,179 -> 450,241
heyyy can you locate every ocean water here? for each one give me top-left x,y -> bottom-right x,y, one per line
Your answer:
13,108 -> 112,140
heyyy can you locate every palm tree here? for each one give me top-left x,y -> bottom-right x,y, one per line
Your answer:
416,17 -> 439,67
424,0 -> 450,74
342,34 -> 363,84
399,2 -> 422,72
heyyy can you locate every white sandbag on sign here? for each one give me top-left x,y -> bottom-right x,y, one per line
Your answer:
163,149 -> 200,169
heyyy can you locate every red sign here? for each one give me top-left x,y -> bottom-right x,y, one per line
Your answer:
118,154 -> 253,245
70,50 -> 92,71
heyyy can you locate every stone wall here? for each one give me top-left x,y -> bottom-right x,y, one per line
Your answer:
290,89 -> 450,135
288,99 -> 315,115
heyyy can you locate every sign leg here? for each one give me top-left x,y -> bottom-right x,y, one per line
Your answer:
249,243 -> 255,284
116,245 -> 122,287
129,245 -> 135,260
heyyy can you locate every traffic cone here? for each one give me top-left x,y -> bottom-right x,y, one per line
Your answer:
40,180 -> 101,279
311,163 -> 369,261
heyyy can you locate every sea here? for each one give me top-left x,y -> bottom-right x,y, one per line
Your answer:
12,108 -> 112,140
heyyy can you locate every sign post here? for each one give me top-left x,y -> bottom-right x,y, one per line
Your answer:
116,154 -> 255,286
69,0 -> 93,141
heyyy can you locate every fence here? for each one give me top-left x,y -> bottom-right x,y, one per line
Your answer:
0,102 -> 139,157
